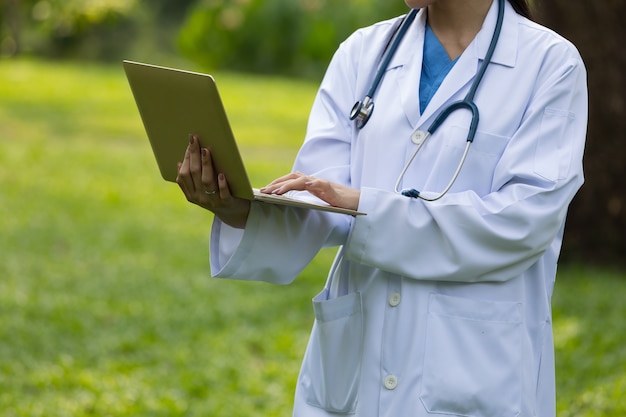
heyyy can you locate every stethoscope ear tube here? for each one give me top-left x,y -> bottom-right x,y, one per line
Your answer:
428,100 -> 480,142
395,0 -> 504,200
350,8 -> 419,130
351,0 -> 504,201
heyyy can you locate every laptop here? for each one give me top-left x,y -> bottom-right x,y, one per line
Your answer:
122,60 -> 364,216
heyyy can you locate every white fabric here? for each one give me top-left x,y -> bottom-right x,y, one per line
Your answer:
209,2 -> 587,416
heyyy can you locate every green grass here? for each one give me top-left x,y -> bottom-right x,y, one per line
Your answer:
0,59 -> 624,416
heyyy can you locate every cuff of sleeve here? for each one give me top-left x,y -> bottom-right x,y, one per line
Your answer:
345,188 -> 378,264
209,202 -> 262,277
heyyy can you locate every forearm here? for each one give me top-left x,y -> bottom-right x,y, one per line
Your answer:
210,201 -> 352,284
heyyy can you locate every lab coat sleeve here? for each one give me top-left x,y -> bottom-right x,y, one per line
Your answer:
345,47 -> 588,283
210,201 -> 351,284
208,39 -> 360,285
292,34 -> 361,184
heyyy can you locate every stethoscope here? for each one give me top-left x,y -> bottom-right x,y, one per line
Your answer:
350,0 -> 505,200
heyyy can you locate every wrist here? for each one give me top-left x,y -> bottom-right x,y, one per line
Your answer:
215,200 -> 250,229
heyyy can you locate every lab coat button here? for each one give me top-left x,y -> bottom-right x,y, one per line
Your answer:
411,130 -> 427,145
388,293 -> 401,307
384,375 -> 398,390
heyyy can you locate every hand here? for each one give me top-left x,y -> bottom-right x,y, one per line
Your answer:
260,171 -> 360,211
176,134 -> 250,229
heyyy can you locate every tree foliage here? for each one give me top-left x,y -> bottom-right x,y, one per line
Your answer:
177,0 -> 410,78
0,0 -> 623,265
0,0 -> 196,60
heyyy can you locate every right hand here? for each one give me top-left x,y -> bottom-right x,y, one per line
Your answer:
176,134 -> 251,229
261,171 -> 361,211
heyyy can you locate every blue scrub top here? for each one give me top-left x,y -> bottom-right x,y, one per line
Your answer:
419,24 -> 459,114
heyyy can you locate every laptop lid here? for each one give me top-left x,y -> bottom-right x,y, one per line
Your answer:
123,60 -> 254,200
123,60 -> 364,216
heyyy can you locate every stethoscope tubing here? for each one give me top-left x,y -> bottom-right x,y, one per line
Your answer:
352,0 -> 505,200
350,9 -> 419,129
365,8 -> 419,100
394,135 -> 472,201
393,100 -> 479,199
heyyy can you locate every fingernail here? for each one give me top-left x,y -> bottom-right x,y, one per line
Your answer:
189,134 -> 194,144
201,148 -> 207,157
218,173 -> 225,181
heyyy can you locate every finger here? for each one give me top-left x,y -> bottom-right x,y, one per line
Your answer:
177,144 -> 195,194
260,179 -> 290,194
264,172 -> 304,187
188,134 -> 203,190
217,172 -> 232,199
273,176 -> 310,195
176,162 -> 191,199
260,181 -> 287,194
261,172 -> 307,193
201,147 -> 218,192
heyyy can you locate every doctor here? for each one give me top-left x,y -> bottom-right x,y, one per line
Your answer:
176,0 -> 588,416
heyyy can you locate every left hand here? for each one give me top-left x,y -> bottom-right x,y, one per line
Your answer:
176,134 -> 251,229
260,171 -> 360,211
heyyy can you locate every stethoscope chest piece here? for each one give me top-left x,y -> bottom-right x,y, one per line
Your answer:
350,8 -> 419,131
350,0 -> 505,201
350,96 -> 374,129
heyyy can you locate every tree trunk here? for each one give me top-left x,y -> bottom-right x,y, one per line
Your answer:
536,1 -> 626,265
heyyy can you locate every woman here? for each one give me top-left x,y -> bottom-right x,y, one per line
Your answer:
176,0 -> 587,416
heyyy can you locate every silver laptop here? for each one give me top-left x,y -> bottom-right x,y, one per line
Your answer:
123,60 -> 364,216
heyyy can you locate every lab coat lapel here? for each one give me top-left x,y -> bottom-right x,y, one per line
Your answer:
416,0 -> 518,128
395,8 -> 479,129
417,52 -> 478,127
395,9 -> 426,129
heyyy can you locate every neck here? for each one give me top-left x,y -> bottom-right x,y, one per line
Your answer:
427,0 -> 494,59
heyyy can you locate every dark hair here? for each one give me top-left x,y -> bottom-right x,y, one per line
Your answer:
508,0 -> 534,20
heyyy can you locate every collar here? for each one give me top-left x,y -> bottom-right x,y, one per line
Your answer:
386,1 -> 520,127
385,9 -> 427,71
387,0 -> 519,70
473,0 -> 518,68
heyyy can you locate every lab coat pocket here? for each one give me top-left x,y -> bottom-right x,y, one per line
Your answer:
301,289 -> 364,414
533,108 -> 576,182
420,293 -> 522,417
439,126 -> 509,196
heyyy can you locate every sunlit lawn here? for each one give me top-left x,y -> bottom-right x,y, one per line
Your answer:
0,59 -> 624,416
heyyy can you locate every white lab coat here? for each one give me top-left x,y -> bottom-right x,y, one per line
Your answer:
210,2 -> 587,416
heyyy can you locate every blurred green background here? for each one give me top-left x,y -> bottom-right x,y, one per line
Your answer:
1,1 -> 625,416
